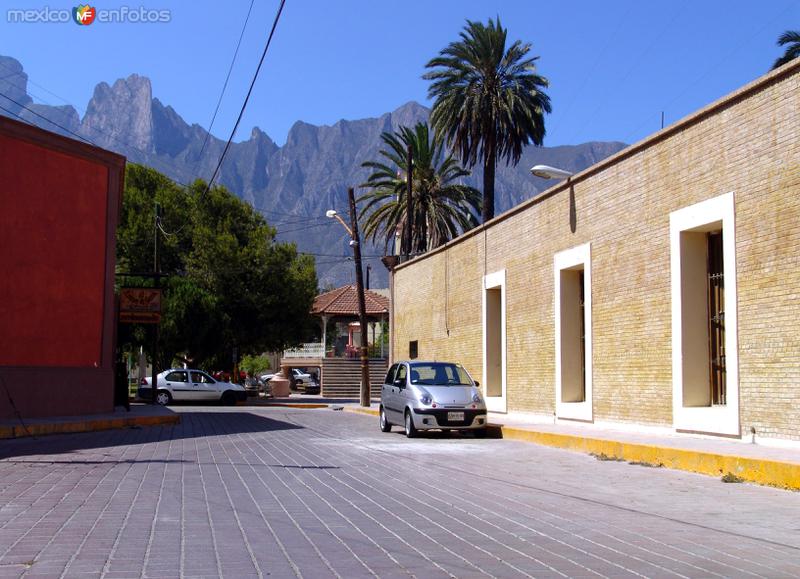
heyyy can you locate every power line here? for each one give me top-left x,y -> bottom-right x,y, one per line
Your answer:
0,59 -> 80,113
622,1 -> 797,144
202,0 -> 287,198
0,102 -> 35,126
275,221 -> 335,235
194,0 -> 257,172
0,92 -> 95,146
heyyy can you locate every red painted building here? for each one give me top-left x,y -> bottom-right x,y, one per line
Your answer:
0,116 -> 125,419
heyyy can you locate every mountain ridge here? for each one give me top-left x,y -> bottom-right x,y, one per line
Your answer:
0,55 -> 628,286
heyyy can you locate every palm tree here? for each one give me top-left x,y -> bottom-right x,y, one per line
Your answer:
773,30 -> 800,70
358,122 -> 480,255
424,17 -> 551,223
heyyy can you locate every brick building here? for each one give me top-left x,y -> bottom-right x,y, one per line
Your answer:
390,60 -> 800,443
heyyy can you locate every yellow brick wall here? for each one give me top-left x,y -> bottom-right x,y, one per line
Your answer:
392,63 -> 800,440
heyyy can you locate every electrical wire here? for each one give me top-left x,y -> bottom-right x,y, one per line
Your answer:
0,59 -> 80,114
202,0 -> 287,198
0,102 -> 35,126
565,0 -> 688,145
622,1 -> 797,144
194,0 -> 257,172
0,92 -> 94,145
275,221 -> 336,235
0,82 -> 195,184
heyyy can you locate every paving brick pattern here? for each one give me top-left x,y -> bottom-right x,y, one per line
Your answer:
1,407 -> 799,578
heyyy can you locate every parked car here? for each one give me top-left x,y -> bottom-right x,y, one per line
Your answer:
256,369 -> 319,395
291,369 -> 320,394
243,374 -> 263,397
291,368 -> 312,385
138,369 -> 247,406
379,361 -> 487,438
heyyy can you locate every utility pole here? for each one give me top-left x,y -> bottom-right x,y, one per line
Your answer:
405,143 -> 413,260
151,201 -> 161,404
348,187 -> 371,407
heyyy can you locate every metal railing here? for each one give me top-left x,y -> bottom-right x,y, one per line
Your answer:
283,342 -> 325,358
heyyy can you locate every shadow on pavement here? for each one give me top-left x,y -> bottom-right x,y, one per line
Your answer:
0,411 -> 303,461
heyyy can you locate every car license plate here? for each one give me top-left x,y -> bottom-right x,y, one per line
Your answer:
447,411 -> 465,421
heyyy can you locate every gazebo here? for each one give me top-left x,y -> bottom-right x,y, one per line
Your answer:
279,285 -> 390,398
311,284 -> 390,358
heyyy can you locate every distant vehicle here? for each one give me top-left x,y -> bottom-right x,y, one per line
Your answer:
259,369 -> 319,395
379,361 -> 487,438
139,369 -> 246,406
243,374 -> 262,397
291,369 -> 321,394
292,368 -> 312,384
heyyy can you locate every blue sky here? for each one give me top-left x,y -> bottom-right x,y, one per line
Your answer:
1,0 -> 798,148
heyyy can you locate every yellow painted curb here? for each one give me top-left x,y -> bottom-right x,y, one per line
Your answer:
347,407 -> 378,417
0,414 -> 180,440
344,407 -> 800,490
497,427 -> 800,491
259,403 -> 329,409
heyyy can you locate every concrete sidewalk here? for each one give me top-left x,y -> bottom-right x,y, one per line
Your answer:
0,402 -> 179,439
346,404 -> 800,491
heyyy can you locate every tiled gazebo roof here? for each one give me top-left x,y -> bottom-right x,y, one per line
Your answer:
311,284 -> 390,316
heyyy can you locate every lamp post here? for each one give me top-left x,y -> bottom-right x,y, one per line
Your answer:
327,187 -> 371,407
531,164 -> 577,233
530,164 -> 574,180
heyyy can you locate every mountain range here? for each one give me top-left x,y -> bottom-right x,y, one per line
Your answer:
0,55 -> 627,287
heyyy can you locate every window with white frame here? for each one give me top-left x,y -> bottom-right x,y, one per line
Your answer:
554,243 -> 593,421
670,192 -> 739,436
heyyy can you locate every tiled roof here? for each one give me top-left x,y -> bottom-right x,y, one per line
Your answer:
312,284 -> 390,316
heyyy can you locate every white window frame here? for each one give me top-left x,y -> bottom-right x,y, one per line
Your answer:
554,243 -> 593,422
482,269 -> 507,413
670,192 -> 739,436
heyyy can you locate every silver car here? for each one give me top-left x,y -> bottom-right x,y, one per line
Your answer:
380,361 -> 487,437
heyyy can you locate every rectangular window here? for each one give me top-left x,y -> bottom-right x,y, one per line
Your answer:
554,244 -> 592,421
409,340 -> 418,360
670,192 -> 739,435
482,270 -> 507,413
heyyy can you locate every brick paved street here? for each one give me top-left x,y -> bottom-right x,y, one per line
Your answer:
0,407 -> 798,578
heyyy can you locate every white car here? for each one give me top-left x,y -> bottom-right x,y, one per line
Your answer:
138,369 -> 247,406
292,368 -> 312,384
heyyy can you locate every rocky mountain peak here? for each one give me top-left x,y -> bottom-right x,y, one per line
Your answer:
0,55 -> 628,286
389,101 -> 430,129
0,56 -> 32,113
80,73 -> 154,154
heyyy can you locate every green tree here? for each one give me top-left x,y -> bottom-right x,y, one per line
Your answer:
358,122 -> 480,254
773,30 -> 800,69
424,17 -> 551,223
240,353 -> 271,376
117,164 -> 318,370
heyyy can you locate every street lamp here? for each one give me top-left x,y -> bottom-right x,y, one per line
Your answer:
327,187 -> 371,407
530,164 -> 574,180
325,209 -> 353,237
531,164 -> 578,233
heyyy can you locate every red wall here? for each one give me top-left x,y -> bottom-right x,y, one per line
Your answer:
0,117 -> 124,419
